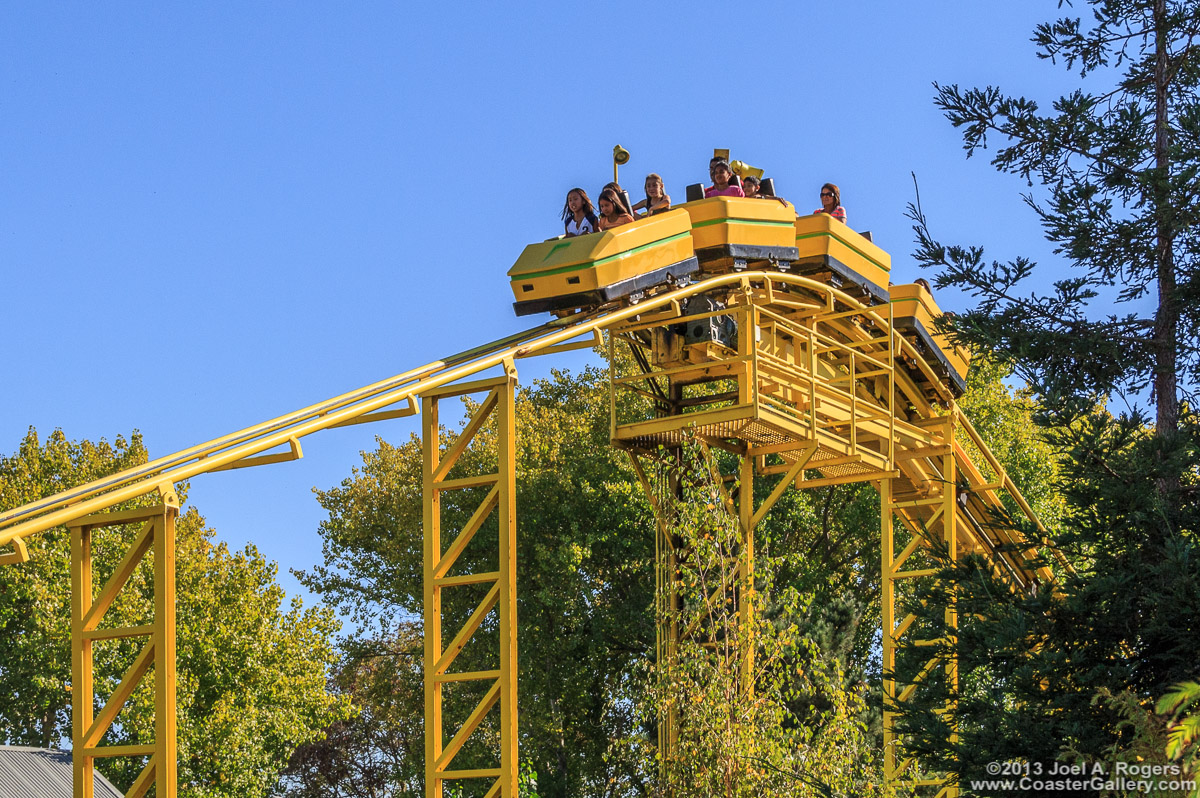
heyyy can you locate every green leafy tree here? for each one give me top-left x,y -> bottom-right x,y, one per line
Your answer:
1159,680 -> 1200,796
644,441 -> 893,798
283,626 -> 425,797
0,427 -> 353,797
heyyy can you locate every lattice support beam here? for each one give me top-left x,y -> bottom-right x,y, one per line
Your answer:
423,366 -> 518,798
70,497 -> 178,798
882,415 -> 959,797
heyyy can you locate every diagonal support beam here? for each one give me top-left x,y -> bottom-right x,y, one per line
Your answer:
752,443 -> 816,528
209,436 -> 303,472
891,535 -> 924,574
434,679 -> 501,772
434,485 -> 499,580
125,755 -> 158,798
84,640 -> 155,749
435,579 -> 501,676
83,519 -> 155,631
433,389 -> 500,483
0,536 -> 29,566
897,655 -> 944,704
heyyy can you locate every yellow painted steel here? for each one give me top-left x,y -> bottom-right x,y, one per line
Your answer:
794,212 -> 891,292
0,269 -> 1059,798
681,196 -> 798,251
507,209 -> 693,303
609,273 -> 1053,794
890,282 -> 971,383
70,496 -> 177,798
423,368 -> 518,798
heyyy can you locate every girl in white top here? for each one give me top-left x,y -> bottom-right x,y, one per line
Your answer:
562,188 -> 599,236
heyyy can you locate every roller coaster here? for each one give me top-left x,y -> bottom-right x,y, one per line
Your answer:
0,178 -> 1059,798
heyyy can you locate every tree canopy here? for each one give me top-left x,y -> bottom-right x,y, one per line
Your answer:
911,0 -> 1200,443
0,427 -> 353,797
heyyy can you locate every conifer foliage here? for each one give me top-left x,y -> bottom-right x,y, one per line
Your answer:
910,0 -> 1200,438
898,1 -> 1200,792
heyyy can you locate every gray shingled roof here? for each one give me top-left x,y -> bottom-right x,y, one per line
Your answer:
0,746 -> 123,798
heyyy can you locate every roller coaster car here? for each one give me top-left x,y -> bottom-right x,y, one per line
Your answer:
680,196 -> 800,272
508,209 -> 699,317
793,214 -> 891,305
890,282 -> 971,396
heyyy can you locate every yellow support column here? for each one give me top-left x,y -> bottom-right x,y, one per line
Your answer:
738,452 -> 754,694
154,499 -> 178,798
880,476 -> 896,785
497,368 -> 518,798
71,522 -> 94,798
942,420 -> 959,798
70,499 -> 178,798
423,396 -> 444,798
423,369 -> 519,798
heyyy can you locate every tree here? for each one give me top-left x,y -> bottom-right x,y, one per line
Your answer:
1159,680 -> 1200,795
0,427 -> 353,797
282,626 -> 425,797
643,441 -> 891,798
910,0 -> 1200,446
296,347 -> 1060,797
897,3 -> 1200,790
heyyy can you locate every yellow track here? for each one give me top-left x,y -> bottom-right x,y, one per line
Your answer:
0,271 -> 1062,798
0,271 -> 921,549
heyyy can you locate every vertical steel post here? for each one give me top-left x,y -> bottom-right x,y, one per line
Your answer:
154,507 -> 178,798
71,524 -> 94,798
497,374 -> 518,798
943,420 -> 960,798
423,372 -> 519,798
880,476 -> 896,784
423,396 -> 444,798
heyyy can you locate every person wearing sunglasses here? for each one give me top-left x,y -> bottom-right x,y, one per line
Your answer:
814,183 -> 846,224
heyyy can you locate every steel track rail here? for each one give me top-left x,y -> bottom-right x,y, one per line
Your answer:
0,272 -> 958,550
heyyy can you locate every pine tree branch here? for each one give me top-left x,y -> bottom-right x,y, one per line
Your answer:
934,83 -> 1144,181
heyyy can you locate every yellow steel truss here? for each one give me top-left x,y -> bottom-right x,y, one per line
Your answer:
0,271 -> 1062,797
422,367 -> 519,798
608,275 -> 1055,794
69,490 -> 179,798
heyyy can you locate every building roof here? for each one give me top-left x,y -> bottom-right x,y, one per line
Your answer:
0,746 -> 123,798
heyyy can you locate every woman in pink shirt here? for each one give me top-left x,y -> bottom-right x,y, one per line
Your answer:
704,159 -> 745,198
814,183 -> 847,223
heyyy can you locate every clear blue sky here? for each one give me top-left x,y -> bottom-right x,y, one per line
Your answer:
2,2 -> 1078,607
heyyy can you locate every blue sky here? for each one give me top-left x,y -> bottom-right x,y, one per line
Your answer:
2,2 -> 1080,607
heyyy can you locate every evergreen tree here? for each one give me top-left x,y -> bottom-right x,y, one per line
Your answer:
910,0 -> 1200,445
897,1 -> 1200,792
